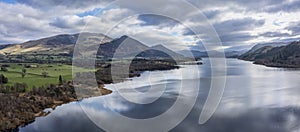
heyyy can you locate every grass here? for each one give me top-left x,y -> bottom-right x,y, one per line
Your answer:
0,63 -> 97,90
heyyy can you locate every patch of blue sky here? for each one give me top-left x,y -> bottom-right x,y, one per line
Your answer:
77,7 -> 102,17
170,32 -> 180,36
183,37 -> 194,42
0,0 -> 16,4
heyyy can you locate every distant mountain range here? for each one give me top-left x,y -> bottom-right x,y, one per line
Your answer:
239,41 -> 300,68
179,49 -> 246,58
0,32 -> 112,55
135,44 -> 187,59
95,35 -> 148,58
239,42 -> 289,60
245,42 -> 288,54
0,33 -> 188,60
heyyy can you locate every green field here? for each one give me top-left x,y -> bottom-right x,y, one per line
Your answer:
0,63 -> 96,90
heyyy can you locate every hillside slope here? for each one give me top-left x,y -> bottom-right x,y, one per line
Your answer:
239,41 -> 300,68
0,33 -> 187,61
0,32 -> 112,55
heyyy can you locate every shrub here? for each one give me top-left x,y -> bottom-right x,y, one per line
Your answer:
42,72 -> 48,78
0,74 -> 8,84
21,68 -> 26,78
59,75 -> 63,85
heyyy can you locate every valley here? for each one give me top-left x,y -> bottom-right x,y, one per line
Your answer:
0,33 -> 189,131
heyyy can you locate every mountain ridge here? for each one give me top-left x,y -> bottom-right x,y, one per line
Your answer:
239,41 -> 300,68
0,33 -> 187,60
0,32 -> 112,55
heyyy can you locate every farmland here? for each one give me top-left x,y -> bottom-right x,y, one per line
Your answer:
0,63 -> 95,90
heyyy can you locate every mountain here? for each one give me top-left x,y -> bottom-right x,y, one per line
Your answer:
239,42 -> 289,61
224,50 -> 247,58
246,42 -> 288,54
239,41 -> 300,68
132,44 -> 189,60
223,48 -> 248,58
146,44 -> 187,59
179,49 -> 245,58
0,33 -> 186,61
0,32 -> 112,55
96,36 -> 188,60
97,35 -> 148,58
0,44 -> 10,50
179,50 -> 206,58
239,46 -> 274,61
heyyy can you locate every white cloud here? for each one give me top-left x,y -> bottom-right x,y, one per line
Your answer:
1,0 -> 300,51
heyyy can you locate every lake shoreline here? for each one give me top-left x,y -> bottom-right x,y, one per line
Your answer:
1,59 -> 183,131
0,83 -> 110,131
239,58 -> 300,68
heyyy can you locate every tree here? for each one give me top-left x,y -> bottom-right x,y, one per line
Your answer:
21,67 -> 26,78
42,71 -> 48,78
59,75 -> 63,85
0,74 -> 8,84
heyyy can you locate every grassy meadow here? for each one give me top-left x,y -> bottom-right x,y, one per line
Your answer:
0,63 -> 96,90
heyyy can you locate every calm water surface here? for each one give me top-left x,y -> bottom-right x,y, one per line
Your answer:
20,58 -> 300,132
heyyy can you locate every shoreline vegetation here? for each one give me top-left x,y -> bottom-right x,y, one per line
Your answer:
0,58 -> 182,131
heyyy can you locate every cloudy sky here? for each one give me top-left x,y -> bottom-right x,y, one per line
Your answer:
0,0 -> 300,51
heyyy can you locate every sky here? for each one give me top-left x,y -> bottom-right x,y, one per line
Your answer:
0,0 -> 300,51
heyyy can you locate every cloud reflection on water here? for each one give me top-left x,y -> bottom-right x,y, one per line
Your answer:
20,59 -> 300,132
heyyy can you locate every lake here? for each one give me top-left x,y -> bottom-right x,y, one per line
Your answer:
20,58 -> 300,132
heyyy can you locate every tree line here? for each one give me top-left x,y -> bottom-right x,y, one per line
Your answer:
0,74 -> 65,94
